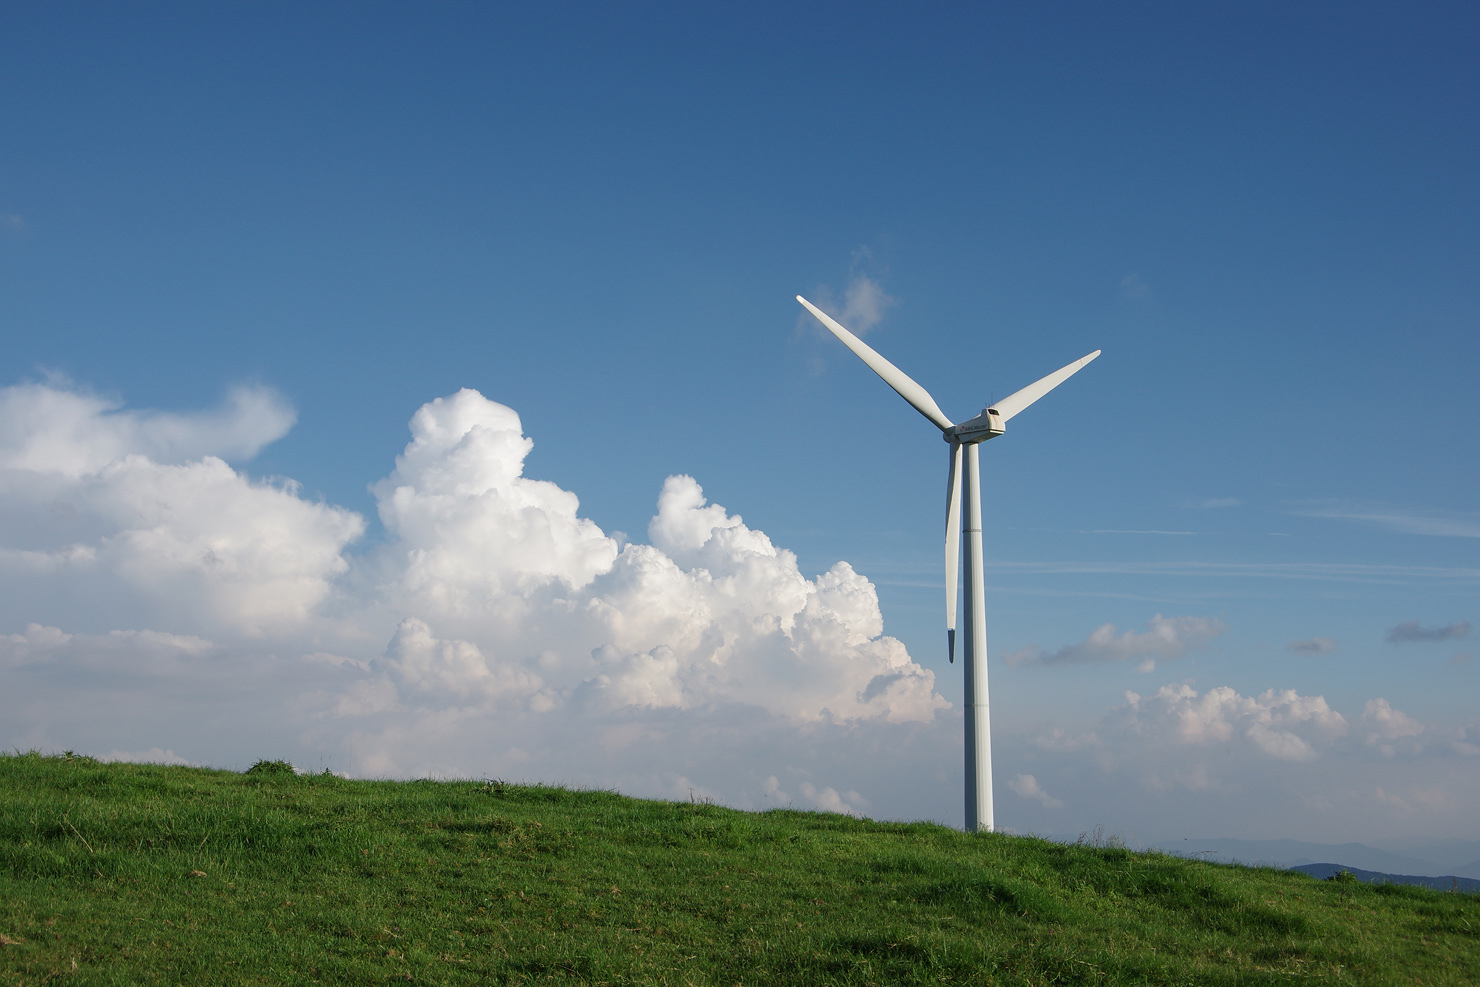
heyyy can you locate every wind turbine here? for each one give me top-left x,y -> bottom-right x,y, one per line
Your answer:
797,295 -> 1099,833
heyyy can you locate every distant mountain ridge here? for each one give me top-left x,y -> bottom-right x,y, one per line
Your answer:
1291,863 -> 1480,894
1145,837 -> 1480,879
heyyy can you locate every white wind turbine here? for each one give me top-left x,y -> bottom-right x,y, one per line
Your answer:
797,295 -> 1099,833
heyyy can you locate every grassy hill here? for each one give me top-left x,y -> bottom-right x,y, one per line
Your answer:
1,751 -> 1476,985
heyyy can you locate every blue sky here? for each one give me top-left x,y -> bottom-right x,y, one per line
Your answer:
2,3 -> 1476,845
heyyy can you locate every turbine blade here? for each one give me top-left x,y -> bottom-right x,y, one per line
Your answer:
990,349 -> 1102,422
945,441 -> 962,663
797,295 -> 954,431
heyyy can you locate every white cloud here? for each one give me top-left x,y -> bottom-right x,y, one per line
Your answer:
359,392 -> 946,725
1363,698 -> 1423,740
0,623 -> 74,666
371,389 -> 618,610
1008,773 -> 1063,809
802,273 -> 897,338
799,780 -> 868,816
1362,698 -> 1424,757
0,383 -> 949,816
380,618 -> 551,710
1003,614 -> 1226,669
762,774 -> 791,806
838,275 -> 895,335
0,381 -> 362,636
0,380 -> 295,475
1288,637 -> 1338,655
1000,679 -> 1480,840
0,622 -> 212,669
1112,684 -> 1347,763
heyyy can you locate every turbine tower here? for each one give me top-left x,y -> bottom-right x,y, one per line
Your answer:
797,295 -> 1099,833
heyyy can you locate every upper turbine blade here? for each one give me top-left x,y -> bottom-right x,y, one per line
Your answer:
797,295 -> 954,432
945,441 -> 962,663
990,349 -> 1102,422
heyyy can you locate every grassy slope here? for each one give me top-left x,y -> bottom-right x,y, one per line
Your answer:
0,753 -> 1476,985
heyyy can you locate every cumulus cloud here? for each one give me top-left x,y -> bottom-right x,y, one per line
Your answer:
1111,684 -> 1347,763
1001,678 -> 1480,838
0,381 -> 362,635
357,390 -> 946,725
1008,773 -> 1063,809
799,780 -> 868,816
0,382 -> 949,818
0,380 -> 295,475
1387,620 -> 1471,643
1362,698 -> 1424,757
1003,614 -> 1226,671
1288,637 -> 1338,655
380,618 -> 552,711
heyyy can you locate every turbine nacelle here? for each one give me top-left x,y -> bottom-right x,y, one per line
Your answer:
947,409 -> 1005,444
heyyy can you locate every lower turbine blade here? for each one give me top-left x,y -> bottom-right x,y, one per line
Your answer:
945,441 -> 963,663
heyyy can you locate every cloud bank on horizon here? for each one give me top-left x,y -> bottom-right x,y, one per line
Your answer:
1,379 -> 1474,835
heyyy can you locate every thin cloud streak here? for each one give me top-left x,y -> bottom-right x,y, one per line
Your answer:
1003,614 -> 1226,669
1387,621 -> 1471,644
989,560 -> 1480,586
1292,503 -> 1480,539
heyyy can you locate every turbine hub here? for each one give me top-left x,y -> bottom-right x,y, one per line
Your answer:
948,409 -> 1005,444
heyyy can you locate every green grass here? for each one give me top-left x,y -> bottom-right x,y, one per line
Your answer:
1,752 -> 1476,985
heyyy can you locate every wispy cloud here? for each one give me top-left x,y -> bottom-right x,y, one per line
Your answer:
1288,637 -> 1338,655
1003,613 -> 1227,671
1186,497 -> 1241,510
804,273 -> 897,338
1119,272 -> 1150,299
1387,620 -> 1471,644
838,275 -> 895,335
802,247 -> 898,341
1008,773 -> 1063,809
1292,502 -> 1480,538
1,213 -> 23,234
989,560 -> 1480,587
